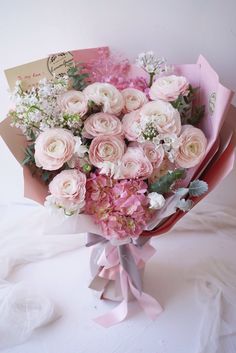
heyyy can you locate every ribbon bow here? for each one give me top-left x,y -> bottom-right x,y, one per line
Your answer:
86,233 -> 163,327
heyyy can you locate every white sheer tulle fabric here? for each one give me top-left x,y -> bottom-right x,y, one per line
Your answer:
0,201 -> 236,352
0,203 -> 86,349
191,261 -> 236,353
177,203 -> 236,353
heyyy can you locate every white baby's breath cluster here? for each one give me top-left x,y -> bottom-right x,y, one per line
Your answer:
136,51 -> 172,75
67,136 -> 89,168
154,133 -> 180,163
134,115 -> 180,163
10,75 -> 83,138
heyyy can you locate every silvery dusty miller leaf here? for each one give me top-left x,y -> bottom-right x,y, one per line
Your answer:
177,199 -> 193,212
189,180 -> 208,197
175,187 -> 189,197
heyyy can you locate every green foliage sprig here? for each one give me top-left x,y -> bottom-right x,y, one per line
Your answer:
67,64 -> 89,91
149,168 -> 186,194
171,85 -> 205,126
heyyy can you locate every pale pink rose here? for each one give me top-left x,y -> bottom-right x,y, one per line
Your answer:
57,90 -> 88,116
150,75 -> 189,102
176,125 -> 207,168
122,110 -> 141,141
89,135 -> 125,167
83,82 -> 124,115
83,112 -> 123,138
122,88 -> 148,113
49,169 -> 86,202
116,145 -> 153,179
34,128 -> 75,171
140,100 -> 181,135
141,142 -> 164,167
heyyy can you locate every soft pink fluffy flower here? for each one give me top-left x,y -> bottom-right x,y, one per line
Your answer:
49,169 -> 86,201
57,90 -> 88,116
122,110 -> 141,141
116,145 -> 153,179
141,142 -> 164,167
89,135 -> 125,167
85,175 -> 152,239
122,88 -> 148,113
34,128 -> 75,171
176,125 -> 207,168
150,75 -> 189,102
84,50 -> 148,91
83,112 -> 123,138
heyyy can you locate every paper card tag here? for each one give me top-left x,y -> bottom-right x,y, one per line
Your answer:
4,47 -> 109,92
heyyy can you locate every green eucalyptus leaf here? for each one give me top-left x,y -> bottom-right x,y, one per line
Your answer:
149,168 -> 186,194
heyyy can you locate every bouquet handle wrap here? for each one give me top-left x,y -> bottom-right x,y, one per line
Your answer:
86,233 -> 162,327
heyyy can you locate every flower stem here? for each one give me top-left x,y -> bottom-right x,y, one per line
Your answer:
149,73 -> 155,87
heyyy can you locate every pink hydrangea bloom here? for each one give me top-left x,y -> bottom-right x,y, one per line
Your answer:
85,174 -> 152,239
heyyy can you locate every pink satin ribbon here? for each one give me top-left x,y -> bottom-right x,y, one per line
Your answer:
91,241 -> 163,327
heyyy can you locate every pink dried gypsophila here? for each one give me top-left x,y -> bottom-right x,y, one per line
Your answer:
84,50 -> 148,91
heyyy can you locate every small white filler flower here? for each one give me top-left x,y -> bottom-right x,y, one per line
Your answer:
148,192 -> 165,210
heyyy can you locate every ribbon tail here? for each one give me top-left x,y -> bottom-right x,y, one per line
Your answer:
93,299 -> 128,328
94,269 -> 129,328
129,280 -> 163,320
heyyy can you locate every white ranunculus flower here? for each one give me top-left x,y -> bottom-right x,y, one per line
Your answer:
176,125 -> 207,168
34,128 -> 75,171
83,82 -> 124,115
57,90 -> 88,116
150,75 -> 189,102
148,192 -> 165,209
122,88 -> 148,112
140,100 -> 181,136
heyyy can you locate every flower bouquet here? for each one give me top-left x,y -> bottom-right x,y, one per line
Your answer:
0,47 -> 235,327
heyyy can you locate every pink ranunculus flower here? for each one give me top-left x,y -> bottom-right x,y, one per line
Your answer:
89,135 -> 125,168
176,125 -> 207,168
122,110 -> 141,141
140,100 -> 181,135
83,82 -> 124,115
34,128 -> 75,171
141,141 -> 164,167
57,90 -> 88,116
49,169 -> 86,201
122,88 -> 148,113
150,75 -> 189,102
82,112 -> 123,138
116,145 -> 153,179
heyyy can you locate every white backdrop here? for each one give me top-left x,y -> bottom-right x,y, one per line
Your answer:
0,1 -> 236,353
